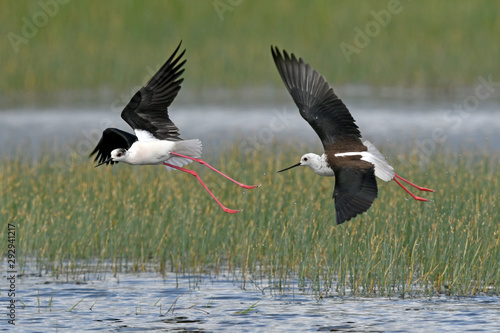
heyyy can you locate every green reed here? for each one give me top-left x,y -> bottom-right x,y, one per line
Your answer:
1,142 -> 498,297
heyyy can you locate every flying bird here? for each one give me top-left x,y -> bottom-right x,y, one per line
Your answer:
90,42 -> 258,213
271,46 -> 434,224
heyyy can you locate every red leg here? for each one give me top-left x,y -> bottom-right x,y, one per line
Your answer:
393,178 -> 429,202
394,174 -> 435,192
170,152 -> 260,189
164,162 -> 241,214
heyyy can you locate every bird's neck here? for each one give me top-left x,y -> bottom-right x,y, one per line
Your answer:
312,154 -> 335,177
120,149 -> 136,164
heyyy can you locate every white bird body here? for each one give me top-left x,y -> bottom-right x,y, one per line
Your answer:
111,139 -> 202,168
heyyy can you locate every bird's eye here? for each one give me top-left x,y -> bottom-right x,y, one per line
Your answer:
303,157 -> 308,161
117,152 -> 122,157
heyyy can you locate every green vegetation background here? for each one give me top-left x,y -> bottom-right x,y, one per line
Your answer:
3,0 -> 500,98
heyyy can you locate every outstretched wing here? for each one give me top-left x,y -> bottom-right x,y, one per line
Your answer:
271,46 -> 364,151
121,41 -> 186,140
89,128 -> 137,165
333,166 -> 378,224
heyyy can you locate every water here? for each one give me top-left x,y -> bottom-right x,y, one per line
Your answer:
4,268 -> 500,332
1,100 -> 499,160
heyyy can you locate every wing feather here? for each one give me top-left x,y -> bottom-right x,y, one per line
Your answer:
333,166 -> 378,224
121,41 -> 186,140
271,46 -> 364,150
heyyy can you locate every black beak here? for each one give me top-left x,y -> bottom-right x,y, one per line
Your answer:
95,157 -> 113,167
277,162 -> 301,173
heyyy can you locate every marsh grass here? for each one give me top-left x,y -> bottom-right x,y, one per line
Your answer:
1,143 -> 499,297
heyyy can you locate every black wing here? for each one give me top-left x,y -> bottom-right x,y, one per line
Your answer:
271,46 -> 363,150
89,128 -> 137,165
333,166 -> 378,224
121,41 -> 186,140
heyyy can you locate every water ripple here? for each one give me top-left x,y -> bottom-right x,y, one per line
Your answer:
5,271 -> 499,332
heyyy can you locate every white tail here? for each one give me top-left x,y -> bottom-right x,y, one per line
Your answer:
164,139 -> 203,171
363,140 -> 395,182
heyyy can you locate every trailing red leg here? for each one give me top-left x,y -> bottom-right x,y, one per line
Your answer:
164,162 -> 241,214
170,152 -> 260,189
393,177 -> 430,201
394,174 -> 435,192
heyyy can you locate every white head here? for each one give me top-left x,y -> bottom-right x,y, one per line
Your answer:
95,148 -> 130,167
110,148 -> 129,162
298,153 -> 323,169
278,153 -> 326,174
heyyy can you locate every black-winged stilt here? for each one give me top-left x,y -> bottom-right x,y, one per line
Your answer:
271,46 -> 434,225
90,42 -> 259,213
